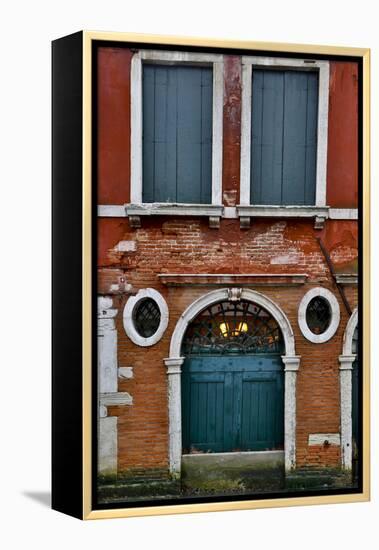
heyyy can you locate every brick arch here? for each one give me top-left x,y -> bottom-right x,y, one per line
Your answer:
164,288 -> 300,477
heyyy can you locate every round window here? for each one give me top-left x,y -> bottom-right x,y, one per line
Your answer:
298,288 -> 340,344
123,289 -> 169,347
305,296 -> 332,335
133,298 -> 161,338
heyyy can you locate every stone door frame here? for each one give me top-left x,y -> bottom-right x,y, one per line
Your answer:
165,288 -> 300,478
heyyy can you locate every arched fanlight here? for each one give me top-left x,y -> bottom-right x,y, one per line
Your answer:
182,300 -> 284,355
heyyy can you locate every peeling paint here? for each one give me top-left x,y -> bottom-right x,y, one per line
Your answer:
270,252 -> 301,265
112,240 -> 137,252
222,56 -> 242,205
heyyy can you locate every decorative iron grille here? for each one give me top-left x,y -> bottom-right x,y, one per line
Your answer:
133,298 -> 161,338
182,300 -> 284,355
305,296 -> 332,335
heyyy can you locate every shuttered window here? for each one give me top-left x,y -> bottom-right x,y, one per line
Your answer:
251,69 -> 318,205
142,64 -> 213,204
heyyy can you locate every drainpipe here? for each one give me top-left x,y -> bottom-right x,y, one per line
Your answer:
316,237 -> 352,316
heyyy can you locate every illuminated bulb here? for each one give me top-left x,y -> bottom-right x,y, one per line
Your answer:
219,322 -> 229,337
220,321 -> 248,337
238,322 -> 248,333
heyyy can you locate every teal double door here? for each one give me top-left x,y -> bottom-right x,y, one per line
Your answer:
182,354 -> 284,454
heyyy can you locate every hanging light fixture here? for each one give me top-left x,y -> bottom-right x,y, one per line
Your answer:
219,321 -> 248,337
219,322 -> 229,337
237,322 -> 248,334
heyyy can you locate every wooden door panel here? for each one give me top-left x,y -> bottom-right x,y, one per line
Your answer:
182,355 -> 284,453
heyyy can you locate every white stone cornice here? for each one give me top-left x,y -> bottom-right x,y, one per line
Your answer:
100,392 -> 133,407
329,208 -> 358,220
335,274 -> 358,285
98,204 -> 359,222
126,203 -> 223,217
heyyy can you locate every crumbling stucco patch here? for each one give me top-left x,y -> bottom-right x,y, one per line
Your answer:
112,240 -> 137,252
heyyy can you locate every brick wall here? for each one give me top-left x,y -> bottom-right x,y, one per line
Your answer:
100,216 -> 358,472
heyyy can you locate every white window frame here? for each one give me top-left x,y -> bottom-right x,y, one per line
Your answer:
238,56 -> 330,223
298,287 -> 340,344
129,50 -> 224,219
123,288 -> 169,347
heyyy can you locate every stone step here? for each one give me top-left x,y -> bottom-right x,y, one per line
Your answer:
98,479 -> 181,503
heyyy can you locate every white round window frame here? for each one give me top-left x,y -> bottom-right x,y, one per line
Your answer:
123,288 -> 169,347
298,287 -> 340,344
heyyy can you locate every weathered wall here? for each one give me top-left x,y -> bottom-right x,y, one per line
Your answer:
326,62 -> 359,208
110,282 -> 353,471
222,56 -> 241,206
98,218 -> 358,280
97,50 -> 359,209
100,216 -> 358,472
97,47 -> 132,204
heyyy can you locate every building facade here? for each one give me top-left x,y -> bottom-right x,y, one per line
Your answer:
96,45 -> 359,496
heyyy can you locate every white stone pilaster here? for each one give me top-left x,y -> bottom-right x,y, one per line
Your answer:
97,296 -> 119,475
339,354 -> 355,470
165,357 -> 185,478
282,355 -> 301,471
99,417 -> 118,475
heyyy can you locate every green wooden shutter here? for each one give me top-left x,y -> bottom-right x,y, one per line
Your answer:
251,69 -> 318,205
142,64 -> 213,204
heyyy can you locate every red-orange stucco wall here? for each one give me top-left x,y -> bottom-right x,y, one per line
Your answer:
97,47 -> 132,204
326,62 -> 359,208
222,55 -> 241,206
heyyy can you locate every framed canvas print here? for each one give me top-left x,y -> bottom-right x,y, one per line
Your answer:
52,31 -> 370,520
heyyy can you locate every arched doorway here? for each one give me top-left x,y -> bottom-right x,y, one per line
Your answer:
181,299 -> 285,454
165,288 -> 300,478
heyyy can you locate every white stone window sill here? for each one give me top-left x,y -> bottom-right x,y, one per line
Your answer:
126,203 -> 223,228
97,204 -> 357,228
126,203 -> 223,217
237,204 -> 330,217
237,205 -> 330,228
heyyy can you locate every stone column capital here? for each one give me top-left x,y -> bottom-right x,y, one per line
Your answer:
164,357 -> 185,374
98,295 -> 118,319
281,355 -> 301,371
339,354 -> 356,370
